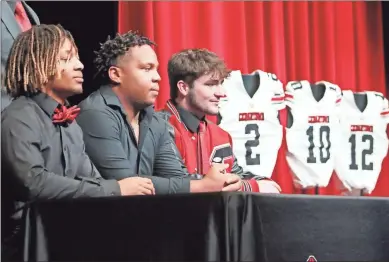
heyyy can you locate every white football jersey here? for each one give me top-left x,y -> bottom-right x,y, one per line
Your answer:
285,80 -> 342,188
335,90 -> 389,194
218,70 -> 285,178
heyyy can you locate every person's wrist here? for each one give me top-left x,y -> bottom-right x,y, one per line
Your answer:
190,179 -> 206,193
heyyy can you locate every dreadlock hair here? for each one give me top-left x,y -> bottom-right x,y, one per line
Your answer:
168,48 -> 231,100
4,24 -> 77,98
93,30 -> 155,84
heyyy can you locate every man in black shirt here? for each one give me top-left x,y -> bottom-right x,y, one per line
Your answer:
77,31 -> 240,194
1,25 -> 157,259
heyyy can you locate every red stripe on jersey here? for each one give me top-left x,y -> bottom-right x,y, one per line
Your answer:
285,94 -> 293,100
381,111 -> 389,116
336,98 -> 341,103
271,96 -> 284,102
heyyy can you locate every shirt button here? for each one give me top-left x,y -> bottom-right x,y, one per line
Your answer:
191,136 -> 196,140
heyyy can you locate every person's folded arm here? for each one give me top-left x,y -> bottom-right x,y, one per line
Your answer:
1,116 -> 120,201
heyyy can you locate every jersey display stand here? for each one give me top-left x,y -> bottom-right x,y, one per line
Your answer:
286,83 -> 329,195
285,80 -> 342,193
345,92 -> 366,196
218,70 -> 285,179
335,90 -> 389,195
219,69 -> 389,196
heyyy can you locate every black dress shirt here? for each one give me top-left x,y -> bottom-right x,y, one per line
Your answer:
76,85 -> 192,194
1,93 -> 121,217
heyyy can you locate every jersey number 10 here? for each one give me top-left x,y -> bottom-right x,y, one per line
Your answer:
306,125 -> 331,164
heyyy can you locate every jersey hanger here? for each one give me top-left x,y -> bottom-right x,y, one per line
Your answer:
241,73 -> 260,98
310,83 -> 327,102
353,93 -> 368,113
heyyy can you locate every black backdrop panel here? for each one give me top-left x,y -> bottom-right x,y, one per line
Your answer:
28,1 -> 117,104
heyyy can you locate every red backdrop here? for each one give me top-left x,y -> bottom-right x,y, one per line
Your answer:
118,1 -> 388,196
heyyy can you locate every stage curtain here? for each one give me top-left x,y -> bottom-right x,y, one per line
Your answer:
118,1 -> 388,196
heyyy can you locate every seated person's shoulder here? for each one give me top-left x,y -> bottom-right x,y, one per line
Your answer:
206,117 -> 222,129
150,109 -> 178,137
206,118 -> 230,136
77,90 -> 120,126
154,109 -> 172,122
153,109 -> 183,139
78,90 -> 106,111
2,97 -> 41,129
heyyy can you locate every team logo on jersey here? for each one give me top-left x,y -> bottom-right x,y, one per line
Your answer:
308,116 -> 329,123
209,144 -> 234,173
239,112 -> 264,121
350,125 -> 373,132
306,255 -> 317,262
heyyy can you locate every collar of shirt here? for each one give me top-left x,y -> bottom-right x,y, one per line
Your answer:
99,85 -> 154,124
172,100 -> 206,133
30,92 -> 66,119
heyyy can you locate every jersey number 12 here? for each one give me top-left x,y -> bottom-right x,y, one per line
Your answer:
349,134 -> 374,171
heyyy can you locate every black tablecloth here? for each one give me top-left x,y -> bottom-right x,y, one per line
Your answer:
15,193 -> 389,261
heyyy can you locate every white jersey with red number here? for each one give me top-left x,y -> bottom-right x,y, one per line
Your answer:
334,90 -> 389,194
218,70 -> 284,178
285,80 -> 342,188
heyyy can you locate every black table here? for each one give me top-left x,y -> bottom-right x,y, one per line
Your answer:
19,193 -> 389,261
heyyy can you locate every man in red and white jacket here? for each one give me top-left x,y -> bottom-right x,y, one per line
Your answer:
157,48 -> 281,193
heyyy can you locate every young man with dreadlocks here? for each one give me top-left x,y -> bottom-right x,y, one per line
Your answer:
76,31 -> 241,194
1,25 -> 161,258
157,49 -> 281,193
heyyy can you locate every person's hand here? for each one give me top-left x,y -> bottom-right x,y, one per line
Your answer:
118,177 -> 155,196
257,180 -> 281,193
221,173 -> 242,192
201,163 -> 230,192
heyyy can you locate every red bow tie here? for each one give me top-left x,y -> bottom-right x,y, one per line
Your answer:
52,105 -> 80,124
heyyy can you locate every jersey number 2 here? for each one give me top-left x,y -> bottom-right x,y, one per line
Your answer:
306,126 -> 331,164
349,134 -> 374,171
245,124 -> 261,165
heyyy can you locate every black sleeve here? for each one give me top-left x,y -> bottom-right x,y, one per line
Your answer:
1,116 -> 121,201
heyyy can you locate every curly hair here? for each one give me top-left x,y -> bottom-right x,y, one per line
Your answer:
93,31 -> 155,83
4,24 -> 77,97
168,48 -> 231,100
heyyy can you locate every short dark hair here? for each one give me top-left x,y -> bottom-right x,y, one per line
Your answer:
167,48 -> 231,100
4,24 -> 76,97
93,31 -> 155,84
